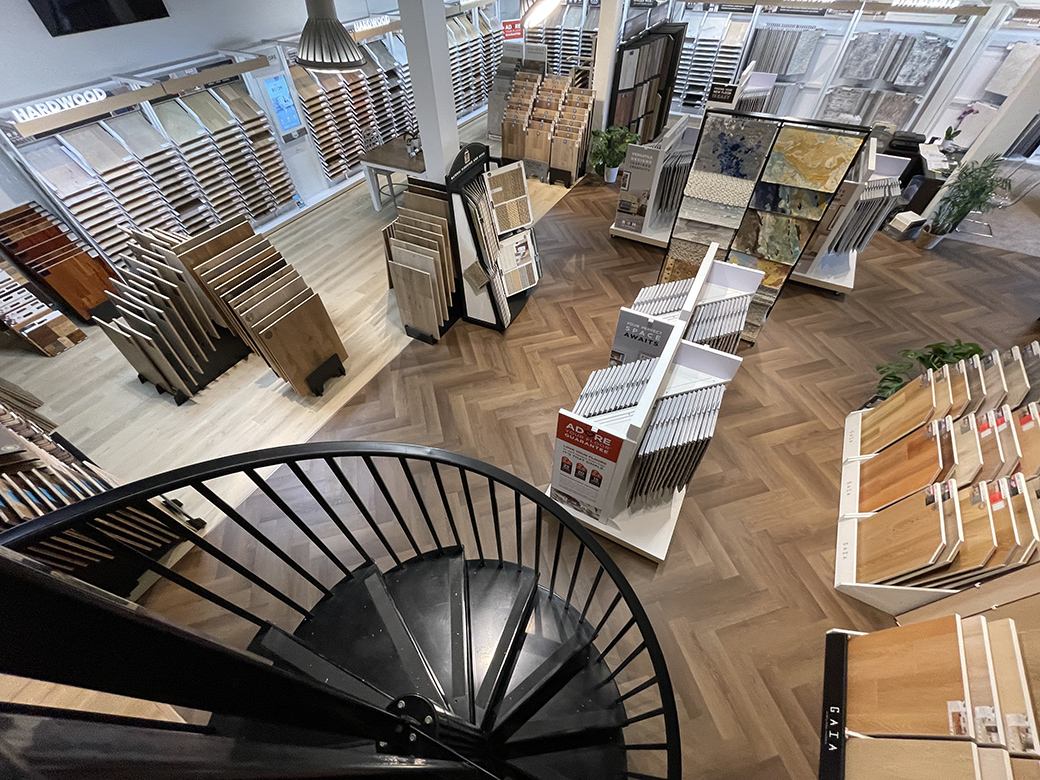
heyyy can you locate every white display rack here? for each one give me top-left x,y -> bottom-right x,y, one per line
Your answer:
548,251 -> 764,562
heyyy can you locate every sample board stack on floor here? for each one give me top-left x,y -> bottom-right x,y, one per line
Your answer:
382,179 -> 457,342
153,217 -> 347,397
0,202 -> 116,320
502,72 -> 541,161
822,616 -> 1040,780
0,380 -> 203,597
837,346 -> 1040,614
662,108 -> 869,342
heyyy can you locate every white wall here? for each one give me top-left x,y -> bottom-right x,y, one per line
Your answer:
0,0 -> 396,105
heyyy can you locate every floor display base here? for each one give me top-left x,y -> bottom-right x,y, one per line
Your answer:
546,486 -> 685,563
609,223 -> 671,248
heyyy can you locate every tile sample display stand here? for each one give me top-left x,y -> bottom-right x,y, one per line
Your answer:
449,144 -> 540,333
608,22 -> 688,144
610,114 -> 695,247
382,176 -> 462,344
662,108 -> 870,343
789,142 -> 907,293
548,251 -> 763,562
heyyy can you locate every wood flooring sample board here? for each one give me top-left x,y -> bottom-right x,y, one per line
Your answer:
844,737 -> 979,780
914,482 -> 996,587
980,748 -> 1015,780
989,619 -> 1039,756
1012,758 -> 1040,780
1016,405 -> 1040,477
859,371 -> 937,455
963,615 -> 1007,745
847,615 -> 973,738
856,486 -> 945,584
859,422 -> 944,513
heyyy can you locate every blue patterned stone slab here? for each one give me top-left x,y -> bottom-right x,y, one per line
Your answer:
732,209 -> 815,266
749,183 -> 830,220
693,114 -> 780,179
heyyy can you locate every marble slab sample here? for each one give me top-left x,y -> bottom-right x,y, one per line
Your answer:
727,251 -> 789,290
787,31 -> 820,76
672,217 -> 735,247
840,31 -> 892,81
732,209 -> 815,266
692,114 -> 780,179
678,197 -> 746,229
820,87 -> 869,122
871,91 -> 920,129
986,42 -> 1040,97
761,125 -> 863,193
749,182 -> 830,220
894,35 -> 951,88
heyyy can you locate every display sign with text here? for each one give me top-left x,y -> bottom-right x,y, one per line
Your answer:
503,20 -> 524,40
550,412 -> 623,520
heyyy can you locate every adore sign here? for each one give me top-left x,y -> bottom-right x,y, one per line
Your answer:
11,88 -> 110,124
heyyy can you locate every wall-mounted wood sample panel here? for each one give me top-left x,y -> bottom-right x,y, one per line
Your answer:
0,255 -> 86,356
21,139 -> 131,261
105,111 -> 218,235
0,201 -> 116,320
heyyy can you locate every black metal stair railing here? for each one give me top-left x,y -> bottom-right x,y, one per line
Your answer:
0,442 -> 681,780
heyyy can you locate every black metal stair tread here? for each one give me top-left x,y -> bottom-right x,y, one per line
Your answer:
383,548 -> 470,720
293,564 -> 446,710
466,563 -> 538,719
509,744 -> 628,780
504,589 -> 587,700
247,624 -> 392,709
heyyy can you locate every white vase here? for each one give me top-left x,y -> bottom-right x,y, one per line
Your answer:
604,166 -> 619,184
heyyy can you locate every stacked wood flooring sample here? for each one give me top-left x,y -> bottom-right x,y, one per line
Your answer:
383,180 -> 456,340
0,254 -> 86,357
840,348 -> 1040,611
0,384 -> 201,596
837,615 -> 1040,780
149,218 -> 348,397
0,202 -> 116,320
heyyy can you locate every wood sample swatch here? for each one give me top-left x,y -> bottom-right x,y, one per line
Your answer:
981,412 -> 1009,483
856,486 -> 945,584
997,407 -> 1024,480
1006,347 -> 1032,411
988,619 -> 1039,756
860,370 -> 937,455
388,260 -> 438,337
1016,404 -> 1040,477
913,482 -> 997,588
950,359 -> 972,419
963,615 -> 1007,746
980,747 -> 1015,780
859,422 -> 943,513
847,615 -> 972,738
982,352 -> 1010,416
1012,758 -> 1040,780
954,413 -> 985,487
1009,474 -> 1040,564
844,737 -> 979,780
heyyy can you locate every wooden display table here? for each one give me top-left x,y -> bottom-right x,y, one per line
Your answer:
359,137 -> 426,212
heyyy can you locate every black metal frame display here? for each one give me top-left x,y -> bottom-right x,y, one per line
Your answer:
819,629 -> 852,780
662,108 -> 870,343
607,22 -> 687,145
448,143 -> 538,332
0,441 -> 682,779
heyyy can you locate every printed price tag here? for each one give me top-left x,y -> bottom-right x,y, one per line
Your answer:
948,700 -> 969,736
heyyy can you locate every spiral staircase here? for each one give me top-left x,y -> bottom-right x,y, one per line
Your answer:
0,443 -> 680,779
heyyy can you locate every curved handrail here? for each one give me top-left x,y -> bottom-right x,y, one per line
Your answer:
0,441 -> 681,779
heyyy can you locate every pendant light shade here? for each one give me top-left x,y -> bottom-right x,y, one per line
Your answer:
297,0 -> 367,71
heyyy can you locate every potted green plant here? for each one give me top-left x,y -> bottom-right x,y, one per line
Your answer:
916,154 -> 1010,249
590,125 -> 638,184
874,340 -> 983,399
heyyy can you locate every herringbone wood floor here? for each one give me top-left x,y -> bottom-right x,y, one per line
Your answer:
143,179 -> 1040,779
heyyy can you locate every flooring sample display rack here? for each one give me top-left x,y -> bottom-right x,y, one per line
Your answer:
0,63 -> 297,270
382,177 -> 462,344
0,251 -> 86,357
662,108 -> 870,343
837,345 -> 1040,615
524,3 -> 599,89
608,22 -> 688,145
818,617 -> 1040,780
548,250 -> 763,562
450,144 -> 541,333
0,383 -> 204,598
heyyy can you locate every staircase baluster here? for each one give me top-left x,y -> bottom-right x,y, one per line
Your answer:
287,460 -> 372,568
429,461 -> 463,548
458,468 -> 484,562
488,478 -> 503,566
324,457 -> 401,566
564,544 -> 585,611
398,457 -> 443,550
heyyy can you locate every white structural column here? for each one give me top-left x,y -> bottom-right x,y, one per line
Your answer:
591,0 -> 625,131
398,0 -> 459,179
